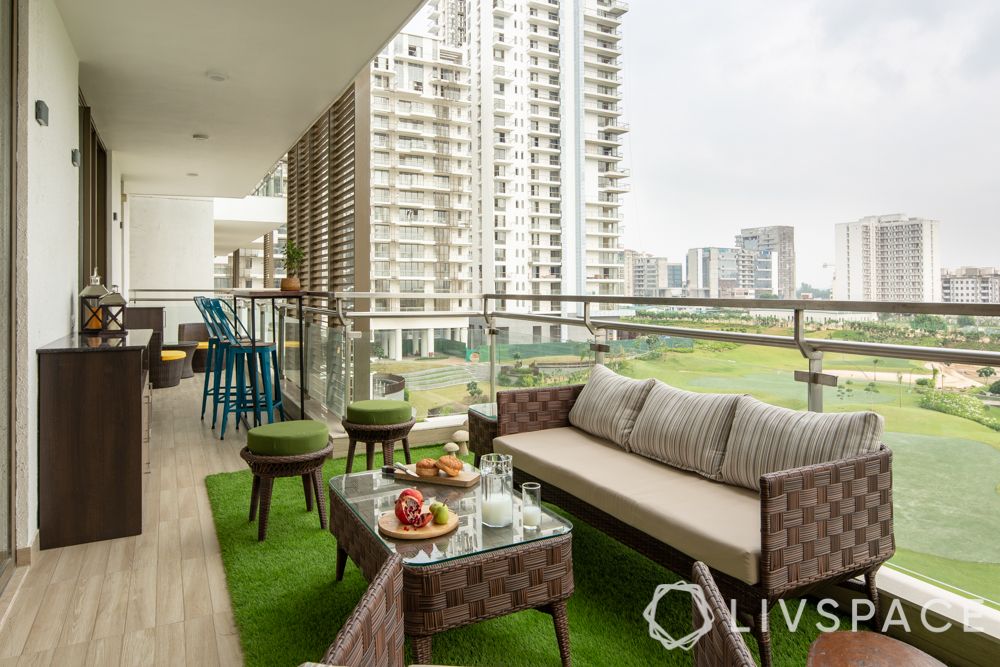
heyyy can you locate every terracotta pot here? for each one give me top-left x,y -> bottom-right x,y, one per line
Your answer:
280,276 -> 301,291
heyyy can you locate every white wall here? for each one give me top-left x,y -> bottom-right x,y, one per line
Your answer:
109,152 -> 126,292
21,0 -> 80,549
128,195 -> 215,336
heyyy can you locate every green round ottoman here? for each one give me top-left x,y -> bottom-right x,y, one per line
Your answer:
341,400 -> 415,473
240,420 -> 332,541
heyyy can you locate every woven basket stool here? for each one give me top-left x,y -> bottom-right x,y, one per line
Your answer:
341,400 -> 415,474
241,420 -> 332,541
155,349 -> 186,388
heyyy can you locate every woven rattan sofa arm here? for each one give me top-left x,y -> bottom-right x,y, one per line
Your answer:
321,554 -> 405,667
758,445 -> 894,595
495,385 -> 584,437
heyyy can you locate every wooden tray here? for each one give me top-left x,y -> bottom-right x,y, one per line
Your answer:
394,463 -> 480,488
377,508 -> 459,540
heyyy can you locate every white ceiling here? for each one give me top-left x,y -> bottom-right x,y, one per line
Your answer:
56,0 -> 424,198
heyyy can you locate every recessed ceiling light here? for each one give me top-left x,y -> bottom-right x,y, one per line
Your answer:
205,70 -> 229,82
186,172 -> 199,177
192,133 -> 209,141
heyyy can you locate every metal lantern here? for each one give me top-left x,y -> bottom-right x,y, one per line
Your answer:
99,285 -> 128,334
79,268 -> 109,333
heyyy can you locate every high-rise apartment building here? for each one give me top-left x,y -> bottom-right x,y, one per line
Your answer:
834,214 -> 941,302
686,246 -> 775,299
735,226 -> 795,299
624,249 -> 683,297
366,32 -> 475,359
429,0 -> 469,48
941,267 -> 1000,304
466,0 -> 628,322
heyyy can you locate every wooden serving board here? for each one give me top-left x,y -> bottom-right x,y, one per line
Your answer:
377,508 -> 459,540
393,463 -> 480,488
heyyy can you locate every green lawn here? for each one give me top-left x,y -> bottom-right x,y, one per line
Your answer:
206,445 -> 845,667
887,549 -> 1000,611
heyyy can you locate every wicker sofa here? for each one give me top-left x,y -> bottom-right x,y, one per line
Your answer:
488,382 -> 894,667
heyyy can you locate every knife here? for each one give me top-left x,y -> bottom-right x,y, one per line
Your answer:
393,462 -> 420,477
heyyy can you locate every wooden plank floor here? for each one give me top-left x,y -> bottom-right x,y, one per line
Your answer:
0,378 -> 249,666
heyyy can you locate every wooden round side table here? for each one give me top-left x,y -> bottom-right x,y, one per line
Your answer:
807,632 -> 946,666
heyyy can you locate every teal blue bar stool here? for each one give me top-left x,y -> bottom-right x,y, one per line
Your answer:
205,299 -> 284,439
194,296 -> 222,421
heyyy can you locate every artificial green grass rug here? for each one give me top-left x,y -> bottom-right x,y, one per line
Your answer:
206,444 -> 845,666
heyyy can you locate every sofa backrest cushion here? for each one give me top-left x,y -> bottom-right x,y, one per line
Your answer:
629,381 -> 742,480
719,396 -> 884,491
568,364 -> 655,449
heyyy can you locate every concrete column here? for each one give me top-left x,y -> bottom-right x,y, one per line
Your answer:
460,327 -> 469,345
263,232 -> 274,288
391,329 -> 403,361
423,328 -> 435,357
231,249 -> 240,288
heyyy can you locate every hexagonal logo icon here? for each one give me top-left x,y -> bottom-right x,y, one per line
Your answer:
643,582 -> 715,651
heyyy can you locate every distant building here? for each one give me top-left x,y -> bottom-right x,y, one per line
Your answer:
735,226 -> 795,299
941,267 -> 1000,304
686,246 -> 775,298
834,214 -> 941,302
624,250 -> 683,297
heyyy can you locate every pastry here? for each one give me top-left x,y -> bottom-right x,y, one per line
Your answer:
435,454 -> 463,477
415,458 -> 439,477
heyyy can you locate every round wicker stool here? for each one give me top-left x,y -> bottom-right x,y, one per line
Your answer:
155,349 -> 186,388
342,400 -> 415,474
241,420 -> 332,541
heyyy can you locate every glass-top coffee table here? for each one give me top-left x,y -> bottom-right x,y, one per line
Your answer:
329,468 -> 574,665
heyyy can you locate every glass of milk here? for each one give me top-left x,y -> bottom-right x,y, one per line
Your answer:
521,482 -> 542,529
480,453 -> 514,527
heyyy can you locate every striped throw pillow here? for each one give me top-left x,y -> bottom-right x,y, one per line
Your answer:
719,396 -> 884,491
568,364 -> 655,449
628,381 -> 742,480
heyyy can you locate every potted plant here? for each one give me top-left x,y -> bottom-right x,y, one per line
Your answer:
281,239 -> 305,291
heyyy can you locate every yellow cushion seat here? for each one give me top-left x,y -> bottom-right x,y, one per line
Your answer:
196,341 -> 210,350
161,350 -> 186,362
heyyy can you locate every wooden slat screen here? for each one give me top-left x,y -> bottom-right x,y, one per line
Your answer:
286,84 -> 356,312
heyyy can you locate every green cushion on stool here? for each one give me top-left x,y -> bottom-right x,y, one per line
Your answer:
345,400 -> 412,426
246,420 -> 329,456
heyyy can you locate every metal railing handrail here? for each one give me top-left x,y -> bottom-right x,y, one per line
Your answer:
129,288 -> 232,294
301,290 -> 1000,317
283,291 -> 1000,366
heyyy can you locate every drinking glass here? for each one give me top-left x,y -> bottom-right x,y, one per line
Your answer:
521,482 -> 542,529
480,453 -> 513,527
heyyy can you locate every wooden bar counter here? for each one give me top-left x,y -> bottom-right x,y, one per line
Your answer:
37,329 -> 153,549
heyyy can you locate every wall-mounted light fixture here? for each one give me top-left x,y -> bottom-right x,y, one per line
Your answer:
35,100 -> 49,126
71,149 -> 81,167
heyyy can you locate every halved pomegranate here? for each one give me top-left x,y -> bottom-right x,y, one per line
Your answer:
414,512 -> 433,528
395,494 -> 423,525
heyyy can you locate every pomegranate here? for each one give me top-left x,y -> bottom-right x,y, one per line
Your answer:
414,512 -> 433,528
395,492 -> 423,526
398,488 -> 423,505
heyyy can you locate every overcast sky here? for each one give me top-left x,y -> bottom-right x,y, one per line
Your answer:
620,0 -> 1000,287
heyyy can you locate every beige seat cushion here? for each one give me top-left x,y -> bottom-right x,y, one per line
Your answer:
494,426 -> 762,585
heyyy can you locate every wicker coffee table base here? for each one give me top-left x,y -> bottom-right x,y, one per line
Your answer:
330,489 -> 575,665
241,444 -> 333,541
341,419 -> 415,473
